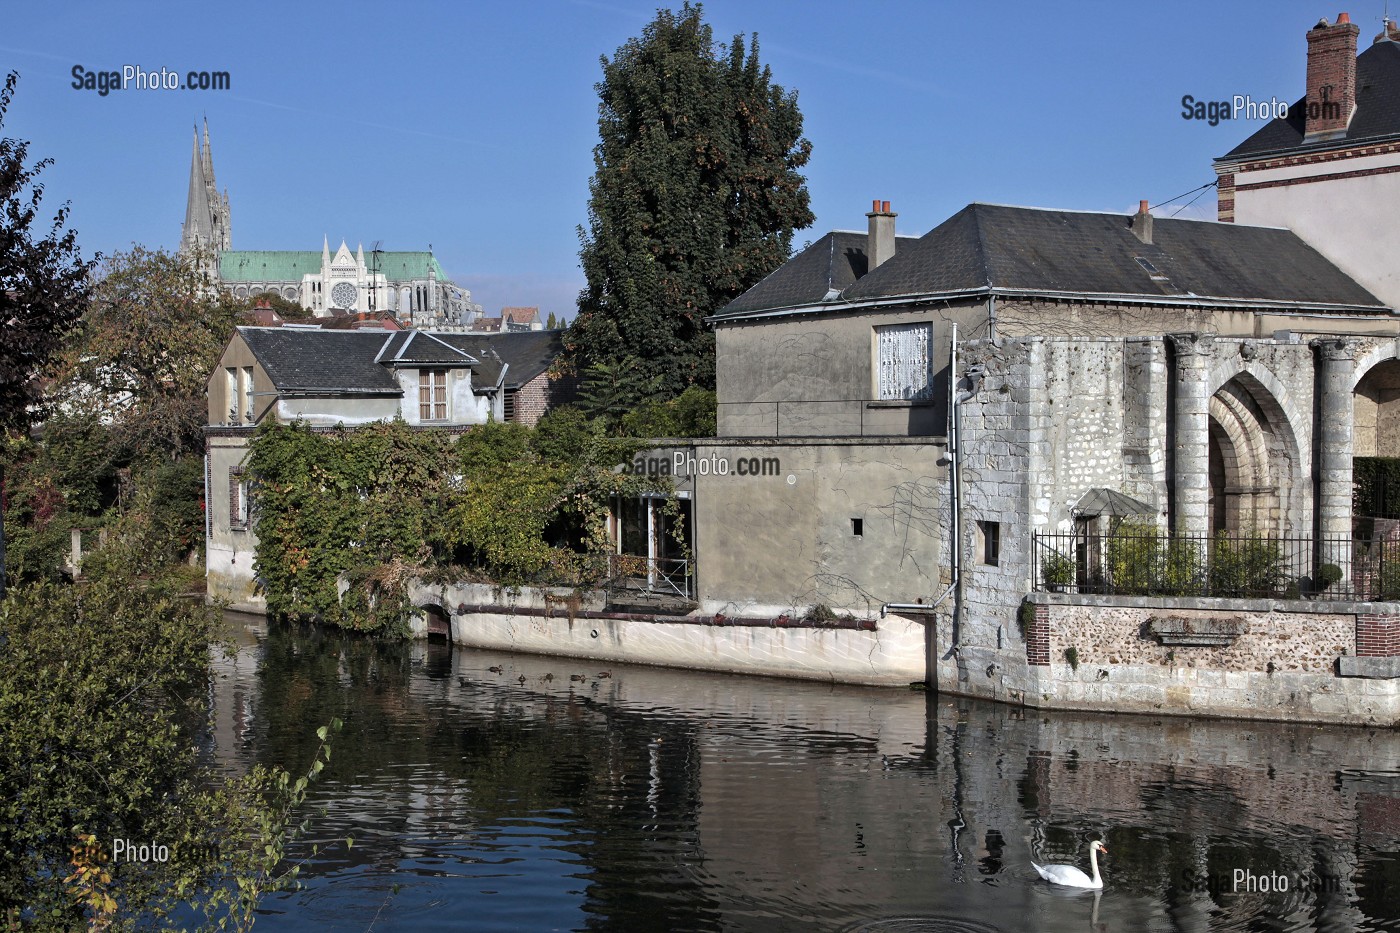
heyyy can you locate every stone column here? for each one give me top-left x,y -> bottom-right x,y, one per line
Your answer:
1315,338 -> 1357,544
1170,333 -> 1213,537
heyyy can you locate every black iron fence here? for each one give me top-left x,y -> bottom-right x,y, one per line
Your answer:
1032,531 -> 1400,601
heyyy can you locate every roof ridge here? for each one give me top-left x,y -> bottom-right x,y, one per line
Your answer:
968,204 -> 993,289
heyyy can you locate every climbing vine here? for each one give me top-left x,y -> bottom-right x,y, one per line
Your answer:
246,414 -> 669,634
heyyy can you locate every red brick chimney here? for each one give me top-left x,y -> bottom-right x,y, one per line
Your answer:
1305,13 -> 1359,140
866,199 -> 897,271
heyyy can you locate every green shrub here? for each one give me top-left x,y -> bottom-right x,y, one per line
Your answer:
1042,550 -> 1076,587
1208,533 -> 1285,597
1317,562 -> 1344,591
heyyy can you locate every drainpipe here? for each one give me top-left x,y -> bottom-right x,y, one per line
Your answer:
949,322 -> 965,650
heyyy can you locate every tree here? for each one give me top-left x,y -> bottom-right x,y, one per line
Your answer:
243,289 -> 312,321
53,244 -> 240,459
0,71 -> 99,597
545,311 -> 558,330
567,3 -> 814,397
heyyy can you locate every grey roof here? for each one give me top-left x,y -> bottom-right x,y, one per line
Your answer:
237,326 -> 569,398
1073,488 -> 1154,519
1222,40 -> 1400,159
719,231 -> 919,317
239,328 -> 401,394
376,330 -> 479,367
712,203 -> 1385,320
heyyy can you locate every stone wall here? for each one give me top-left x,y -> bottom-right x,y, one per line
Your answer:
1023,594 -> 1399,726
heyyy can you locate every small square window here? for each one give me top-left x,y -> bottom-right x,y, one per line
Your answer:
978,520 -> 1000,566
852,518 -> 864,537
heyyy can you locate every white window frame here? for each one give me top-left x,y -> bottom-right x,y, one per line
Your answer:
419,369 -> 448,422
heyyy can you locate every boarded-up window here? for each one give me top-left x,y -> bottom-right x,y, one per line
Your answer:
230,470 -> 249,530
419,370 -> 448,421
875,322 -> 933,401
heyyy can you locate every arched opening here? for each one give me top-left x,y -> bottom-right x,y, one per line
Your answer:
1206,374 -> 1299,537
420,603 -> 450,642
1353,359 -> 1400,458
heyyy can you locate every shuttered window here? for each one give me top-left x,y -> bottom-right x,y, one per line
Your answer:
419,370 -> 448,421
876,322 -> 933,401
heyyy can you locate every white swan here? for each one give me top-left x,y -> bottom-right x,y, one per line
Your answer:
1031,840 -> 1107,889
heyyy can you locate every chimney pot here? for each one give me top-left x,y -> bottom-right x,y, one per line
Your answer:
1338,11 -> 1351,23
866,200 -> 898,272
1139,199 -> 1150,214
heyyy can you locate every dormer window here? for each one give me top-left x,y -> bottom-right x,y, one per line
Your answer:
419,370 -> 448,421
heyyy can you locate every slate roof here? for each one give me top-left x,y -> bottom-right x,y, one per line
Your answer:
1222,40 -> 1400,159
720,231 -> 919,316
238,328 -> 401,394
712,203 -> 1385,320
236,326 -> 568,397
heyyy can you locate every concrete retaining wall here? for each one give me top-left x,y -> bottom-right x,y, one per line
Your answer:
407,581 -> 927,686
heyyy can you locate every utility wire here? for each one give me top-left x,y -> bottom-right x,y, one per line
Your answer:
1170,182 -> 1219,217
1148,181 -> 1217,212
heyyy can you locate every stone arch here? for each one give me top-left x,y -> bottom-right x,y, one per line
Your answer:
233,285 -> 248,299
1353,357 -> 1400,459
1348,339 -> 1399,393
281,286 -> 297,301
1206,371 -> 1306,537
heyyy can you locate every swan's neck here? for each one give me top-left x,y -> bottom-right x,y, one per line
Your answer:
1089,847 -> 1101,884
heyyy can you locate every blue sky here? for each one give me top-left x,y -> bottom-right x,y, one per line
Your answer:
0,1 -> 1372,317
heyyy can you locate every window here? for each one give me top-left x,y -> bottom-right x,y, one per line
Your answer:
242,366 -> 254,421
419,370 -> 448,421
230,470 -> 249,530
875,322 -> 933,401
225,368 -> 238,423
978,520 -> 1000,566
503,389 -> 517,423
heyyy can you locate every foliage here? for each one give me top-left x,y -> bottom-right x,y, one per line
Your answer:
620,386 -> 717,438
1317,562 -> 1344,591
1105,522 -> 1204,596
1353,456 -> 1400,520
0,71 -> 98,437
1207,534 -> 1286,598
52,244 -> 241,458
568,3 -> 814,396
247,418 -> 665,633
1041,549 -> 1076,588
545,311 -> 558,330
1063,646 -> 1080,671
0,532 -> 337,930
573,359 -> 662,433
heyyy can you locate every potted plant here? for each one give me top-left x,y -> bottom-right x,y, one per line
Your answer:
1043,551 -> 1076,592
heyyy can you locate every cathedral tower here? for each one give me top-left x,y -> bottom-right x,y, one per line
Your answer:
180,119 -> 231,275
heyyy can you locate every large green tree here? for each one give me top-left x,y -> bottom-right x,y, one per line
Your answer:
0,71 -> 98,597
568,3 -> 814,396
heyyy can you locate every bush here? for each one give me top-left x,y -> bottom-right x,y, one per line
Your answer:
1208,534 -> 1285,597
1105,521 -> 1203,596
1042,550 -> 1076,587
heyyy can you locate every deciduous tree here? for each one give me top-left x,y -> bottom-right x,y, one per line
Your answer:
0,71 -> 99,596
568,3 -> 814,397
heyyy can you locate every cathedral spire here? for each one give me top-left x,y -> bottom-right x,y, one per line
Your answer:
202,118 -> 216,190
182,124 -> 212,252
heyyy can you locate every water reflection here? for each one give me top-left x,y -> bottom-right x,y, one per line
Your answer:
211,615 -> 1400,932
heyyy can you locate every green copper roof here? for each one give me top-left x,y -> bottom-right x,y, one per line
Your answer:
220,251 -> 321,282
219,250 -> 452,283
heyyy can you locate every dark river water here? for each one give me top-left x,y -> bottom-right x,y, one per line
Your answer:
212,614 -> 1400,932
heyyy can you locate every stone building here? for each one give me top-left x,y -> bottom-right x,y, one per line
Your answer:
696,196 -> 1400,722
180,122 -> 481,326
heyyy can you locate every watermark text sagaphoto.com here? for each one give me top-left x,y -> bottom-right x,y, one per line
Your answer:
72,65 -> 230,96
619,450 -> 781,478
1180,94 -> 1341,126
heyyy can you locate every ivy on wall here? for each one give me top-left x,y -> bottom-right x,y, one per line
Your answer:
246,412 -> 667,635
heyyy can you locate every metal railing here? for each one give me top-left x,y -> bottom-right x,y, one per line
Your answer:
605,553 -> 692,599
717,399 -> 938,438
1032,531 -> 1400,601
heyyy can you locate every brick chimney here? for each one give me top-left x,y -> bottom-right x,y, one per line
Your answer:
1131,200 -> 1153,244
1305,13 -> 1359,141
866,199 -> 897,271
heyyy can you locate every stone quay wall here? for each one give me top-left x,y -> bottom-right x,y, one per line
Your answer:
1020,593 -> 1400,726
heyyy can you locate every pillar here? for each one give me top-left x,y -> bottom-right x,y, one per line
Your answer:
1315,337 -> 1357,543
1170,333 -> 1213,537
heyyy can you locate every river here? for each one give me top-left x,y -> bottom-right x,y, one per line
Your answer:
211,614 -> 1400,932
